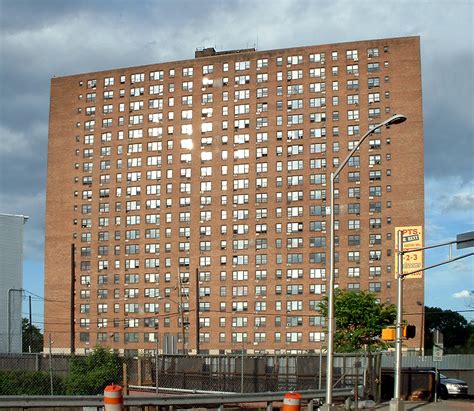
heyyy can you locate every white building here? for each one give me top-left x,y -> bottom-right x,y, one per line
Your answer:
0,213 -> 28,353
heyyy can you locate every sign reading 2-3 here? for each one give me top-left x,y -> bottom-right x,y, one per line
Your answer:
404,253 -> 419,262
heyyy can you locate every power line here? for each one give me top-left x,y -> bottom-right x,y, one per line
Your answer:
22,289 -> 69,310
404,309 -> 474,316
23,289 -> 68,304
22,312 -> 45,317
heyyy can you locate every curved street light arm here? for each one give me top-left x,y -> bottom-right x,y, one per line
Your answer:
333,114 -> 407,180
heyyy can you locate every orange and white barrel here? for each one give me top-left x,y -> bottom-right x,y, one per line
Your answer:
282,391 -> 301,411
104,384 -> 124,411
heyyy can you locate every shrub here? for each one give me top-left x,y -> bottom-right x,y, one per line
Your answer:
66,345 -> 122,395
0,370 -> 65,395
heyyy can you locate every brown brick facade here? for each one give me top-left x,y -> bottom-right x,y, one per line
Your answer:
45,36 -> 424,354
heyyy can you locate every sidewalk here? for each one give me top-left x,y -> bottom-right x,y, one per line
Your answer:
373,399 -> 473,410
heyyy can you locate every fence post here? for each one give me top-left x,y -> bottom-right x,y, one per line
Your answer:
122,362 -> 128,395
354,356 -> 359,410
137,356 -> 142,386
376,353 -> 382,403
253,356 -> 258,392
241,353 -> 244,393
367,349 -> 374,399
155,352 -> 159,394
48,334 -> 53,395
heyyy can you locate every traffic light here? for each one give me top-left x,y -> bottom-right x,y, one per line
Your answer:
381,327 -> 396,341
382,326 -> 416,340
403,325 -> 416,339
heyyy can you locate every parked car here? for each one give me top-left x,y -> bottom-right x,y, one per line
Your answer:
438,373 -> 468,399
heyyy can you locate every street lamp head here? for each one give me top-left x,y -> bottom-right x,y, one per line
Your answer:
384,114 -> 407,127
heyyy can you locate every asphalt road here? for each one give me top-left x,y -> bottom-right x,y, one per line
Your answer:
373,399 -> 473,410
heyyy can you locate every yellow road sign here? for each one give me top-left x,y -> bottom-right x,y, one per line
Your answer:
395,226 -> 423,279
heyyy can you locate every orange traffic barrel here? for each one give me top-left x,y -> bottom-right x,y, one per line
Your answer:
104,384 -> 124,411
283,391 -> 301,411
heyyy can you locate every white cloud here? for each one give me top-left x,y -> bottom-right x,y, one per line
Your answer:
442,191 -> 474,212
0,122 -> 47,156
452,290 -> 472,299
0,125 -> 30,154
426,176 -> 474,215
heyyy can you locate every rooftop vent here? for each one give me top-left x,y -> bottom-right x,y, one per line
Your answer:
195,47 -> 256,58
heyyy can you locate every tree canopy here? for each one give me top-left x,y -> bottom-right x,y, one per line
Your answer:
22,318 -> 43,353
424,306 -> 473,350
319,290 -> 397,352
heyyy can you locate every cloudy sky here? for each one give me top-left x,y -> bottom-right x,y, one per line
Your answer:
0,0 -> 473,327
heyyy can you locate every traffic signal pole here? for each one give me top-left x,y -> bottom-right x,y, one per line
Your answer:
390,230 -> 404,411
389,230 -> 473,411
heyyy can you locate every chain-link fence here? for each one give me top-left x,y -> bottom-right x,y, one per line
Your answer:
0,345 -> 124,396
0,351 -> 381,398
126,353 -> 381,394
0,321 -> 44,355
0,352 -> 70,395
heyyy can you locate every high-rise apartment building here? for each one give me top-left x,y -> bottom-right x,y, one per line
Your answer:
45,36 -> 424,354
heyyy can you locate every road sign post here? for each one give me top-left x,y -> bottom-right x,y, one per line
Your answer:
433,343 -> 443,362
432,330 -> 444,402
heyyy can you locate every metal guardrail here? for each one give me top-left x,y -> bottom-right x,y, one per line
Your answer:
0,395 -> 104,408
0,388 -> 353,408
129,384 -> 237,394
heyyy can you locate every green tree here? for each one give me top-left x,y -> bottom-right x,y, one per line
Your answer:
424,306 -> 473,350
319,290 -> 397,352
22,318 -> 44,353
66,345 -> 122,395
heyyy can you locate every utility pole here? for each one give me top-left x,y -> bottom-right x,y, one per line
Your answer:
195,268 -> 200,354
70,243 -> 76,354
28,295 -> 32,353
177,274 -> 186,353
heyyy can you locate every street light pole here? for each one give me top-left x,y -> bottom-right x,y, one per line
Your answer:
155,327 -> 159,394
326,170 -> 336,405
323,114 -> 407,410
